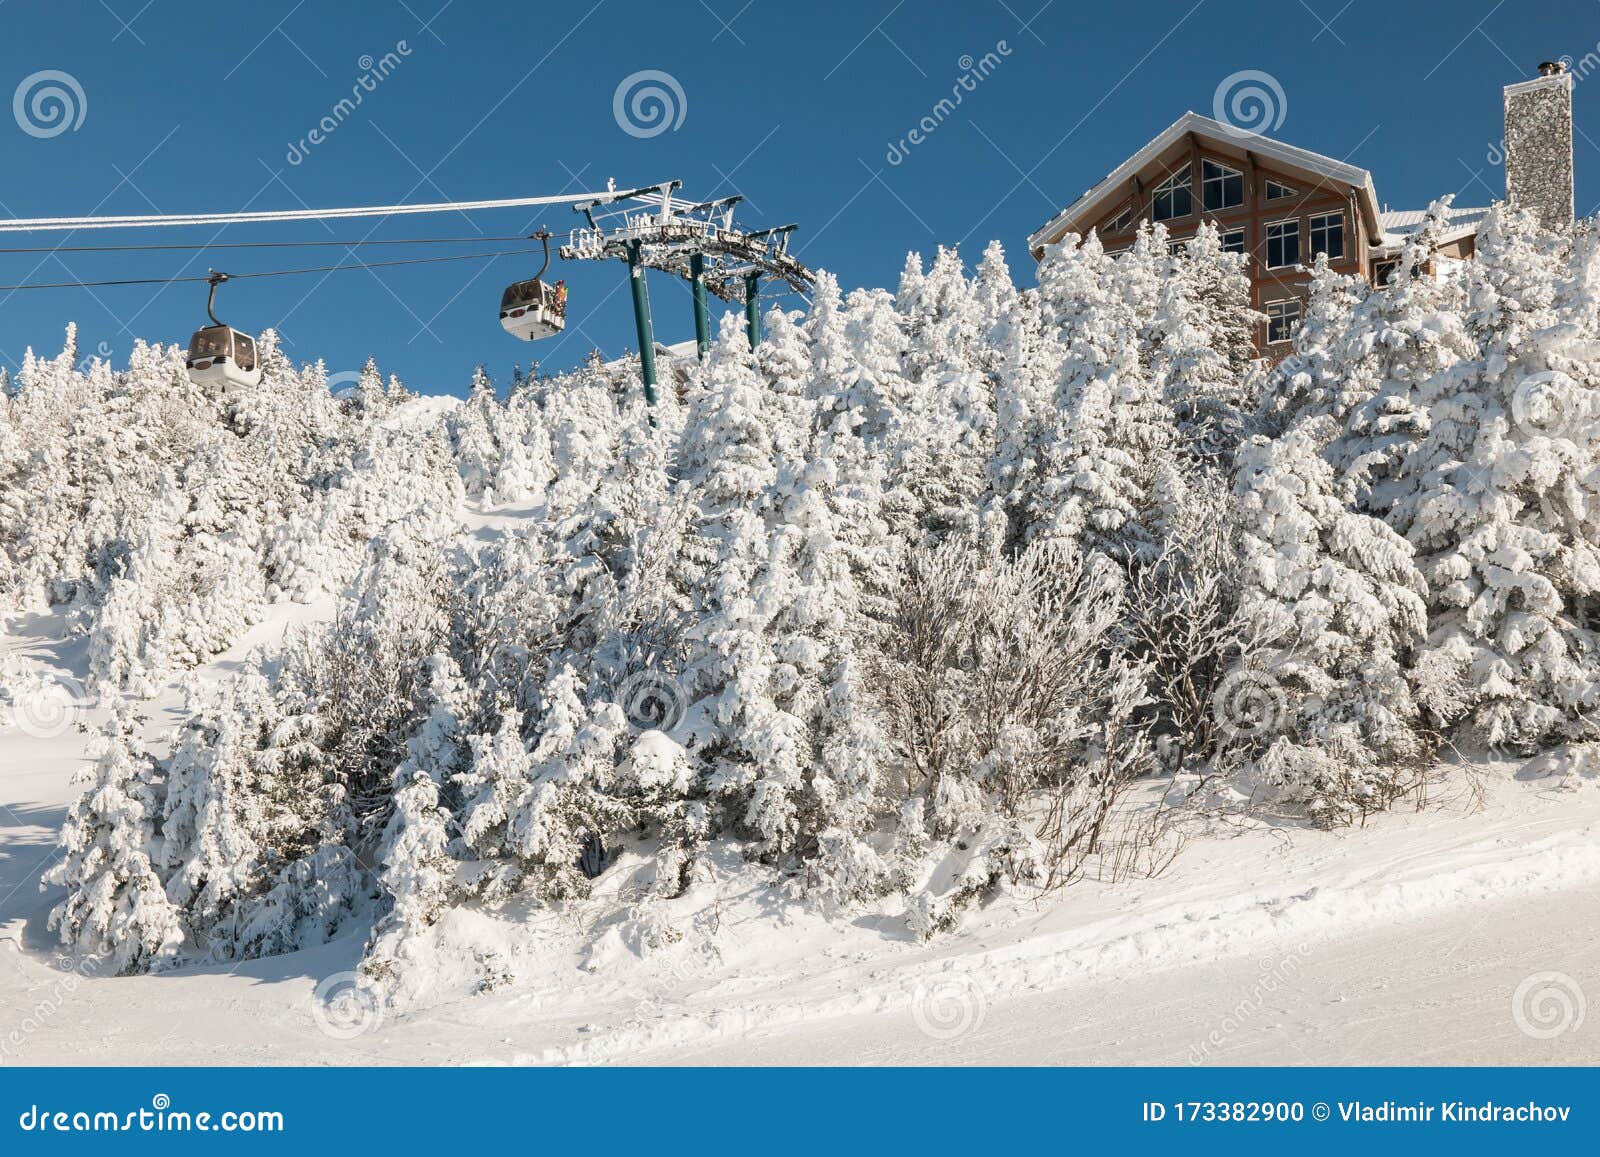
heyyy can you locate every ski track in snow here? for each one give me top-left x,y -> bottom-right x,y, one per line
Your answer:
509,827 -> 1600,1065
3,542 -> 1598,1066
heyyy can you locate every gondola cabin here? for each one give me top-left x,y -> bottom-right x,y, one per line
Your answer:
499,229 -> 565,341
186,324 -> 261,388
499,279 -> 565,341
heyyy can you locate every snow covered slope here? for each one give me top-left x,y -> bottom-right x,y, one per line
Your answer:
3,593 -> 1595,1066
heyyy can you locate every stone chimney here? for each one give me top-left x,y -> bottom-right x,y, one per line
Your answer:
1504,61 -> 1574,230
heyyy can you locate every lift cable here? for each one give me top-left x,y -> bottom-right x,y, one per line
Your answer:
0,235 -> 540,255
0,246 -> 539,292
0,186 -> 671,233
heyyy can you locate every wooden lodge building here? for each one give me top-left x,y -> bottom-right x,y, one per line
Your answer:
1027,63 -> 1576,357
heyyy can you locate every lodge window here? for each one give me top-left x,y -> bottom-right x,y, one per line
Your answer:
1202,160 -> 1244,211
1265,180 -> 1297,200
1266,299 -> 1301,344
1152,165 -> 1192,221
1310,211 -> 1345,260
1169,238 -> 1188,255
1373,258 -> 1399,287
1266,219 -> 1300,269
1218,228 -> 1246,254
1107,202 -> 1135,232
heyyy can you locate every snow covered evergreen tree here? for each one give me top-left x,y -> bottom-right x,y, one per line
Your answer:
43,706 -> 185,972
1397,205 -> 1600,750
1231,423 -> 1429,823
1033,232 -> 1181,564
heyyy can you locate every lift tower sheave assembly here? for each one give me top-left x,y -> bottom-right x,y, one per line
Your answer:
561,181 -> 815,401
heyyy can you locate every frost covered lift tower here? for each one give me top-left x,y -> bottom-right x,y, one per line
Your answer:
562,181 -> 815,404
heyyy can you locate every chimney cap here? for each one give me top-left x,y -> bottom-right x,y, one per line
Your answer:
1539,60 -> 1567,76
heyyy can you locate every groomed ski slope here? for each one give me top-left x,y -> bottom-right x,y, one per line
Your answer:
2,503 -> 1596,1067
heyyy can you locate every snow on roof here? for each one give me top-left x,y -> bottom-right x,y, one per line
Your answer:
1378,205 -> 1489,232
1028,110 -> 1382,251
1376,205 -> 1489,250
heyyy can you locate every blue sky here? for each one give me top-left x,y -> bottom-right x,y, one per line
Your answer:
0,0 -> 1593,395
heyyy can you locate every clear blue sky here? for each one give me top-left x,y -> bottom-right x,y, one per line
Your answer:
0,0 -> 1593,395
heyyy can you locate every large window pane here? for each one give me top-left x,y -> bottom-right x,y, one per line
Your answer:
1152,165 -> 1192,221
1266,220 -> 1300,268
1310,211 -> 1345,259
1202,160 -> 1243,211
1267,299 -> 1301,344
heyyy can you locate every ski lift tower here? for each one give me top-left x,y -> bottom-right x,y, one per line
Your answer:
562,181 -> 814,404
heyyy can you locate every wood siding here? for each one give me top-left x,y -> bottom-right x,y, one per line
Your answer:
1032,134 -> 1385,358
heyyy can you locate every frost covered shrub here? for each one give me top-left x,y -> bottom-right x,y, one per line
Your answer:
1122,476 -> 1262,773
873,536 -> 1158,932
874,537 -> 1134,822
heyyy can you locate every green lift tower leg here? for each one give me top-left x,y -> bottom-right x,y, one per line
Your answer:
690,252 -> 711,362
744,271 -> 762,350
627,239 -> 658,406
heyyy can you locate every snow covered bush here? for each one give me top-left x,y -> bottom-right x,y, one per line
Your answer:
873,535 -> 1158,931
